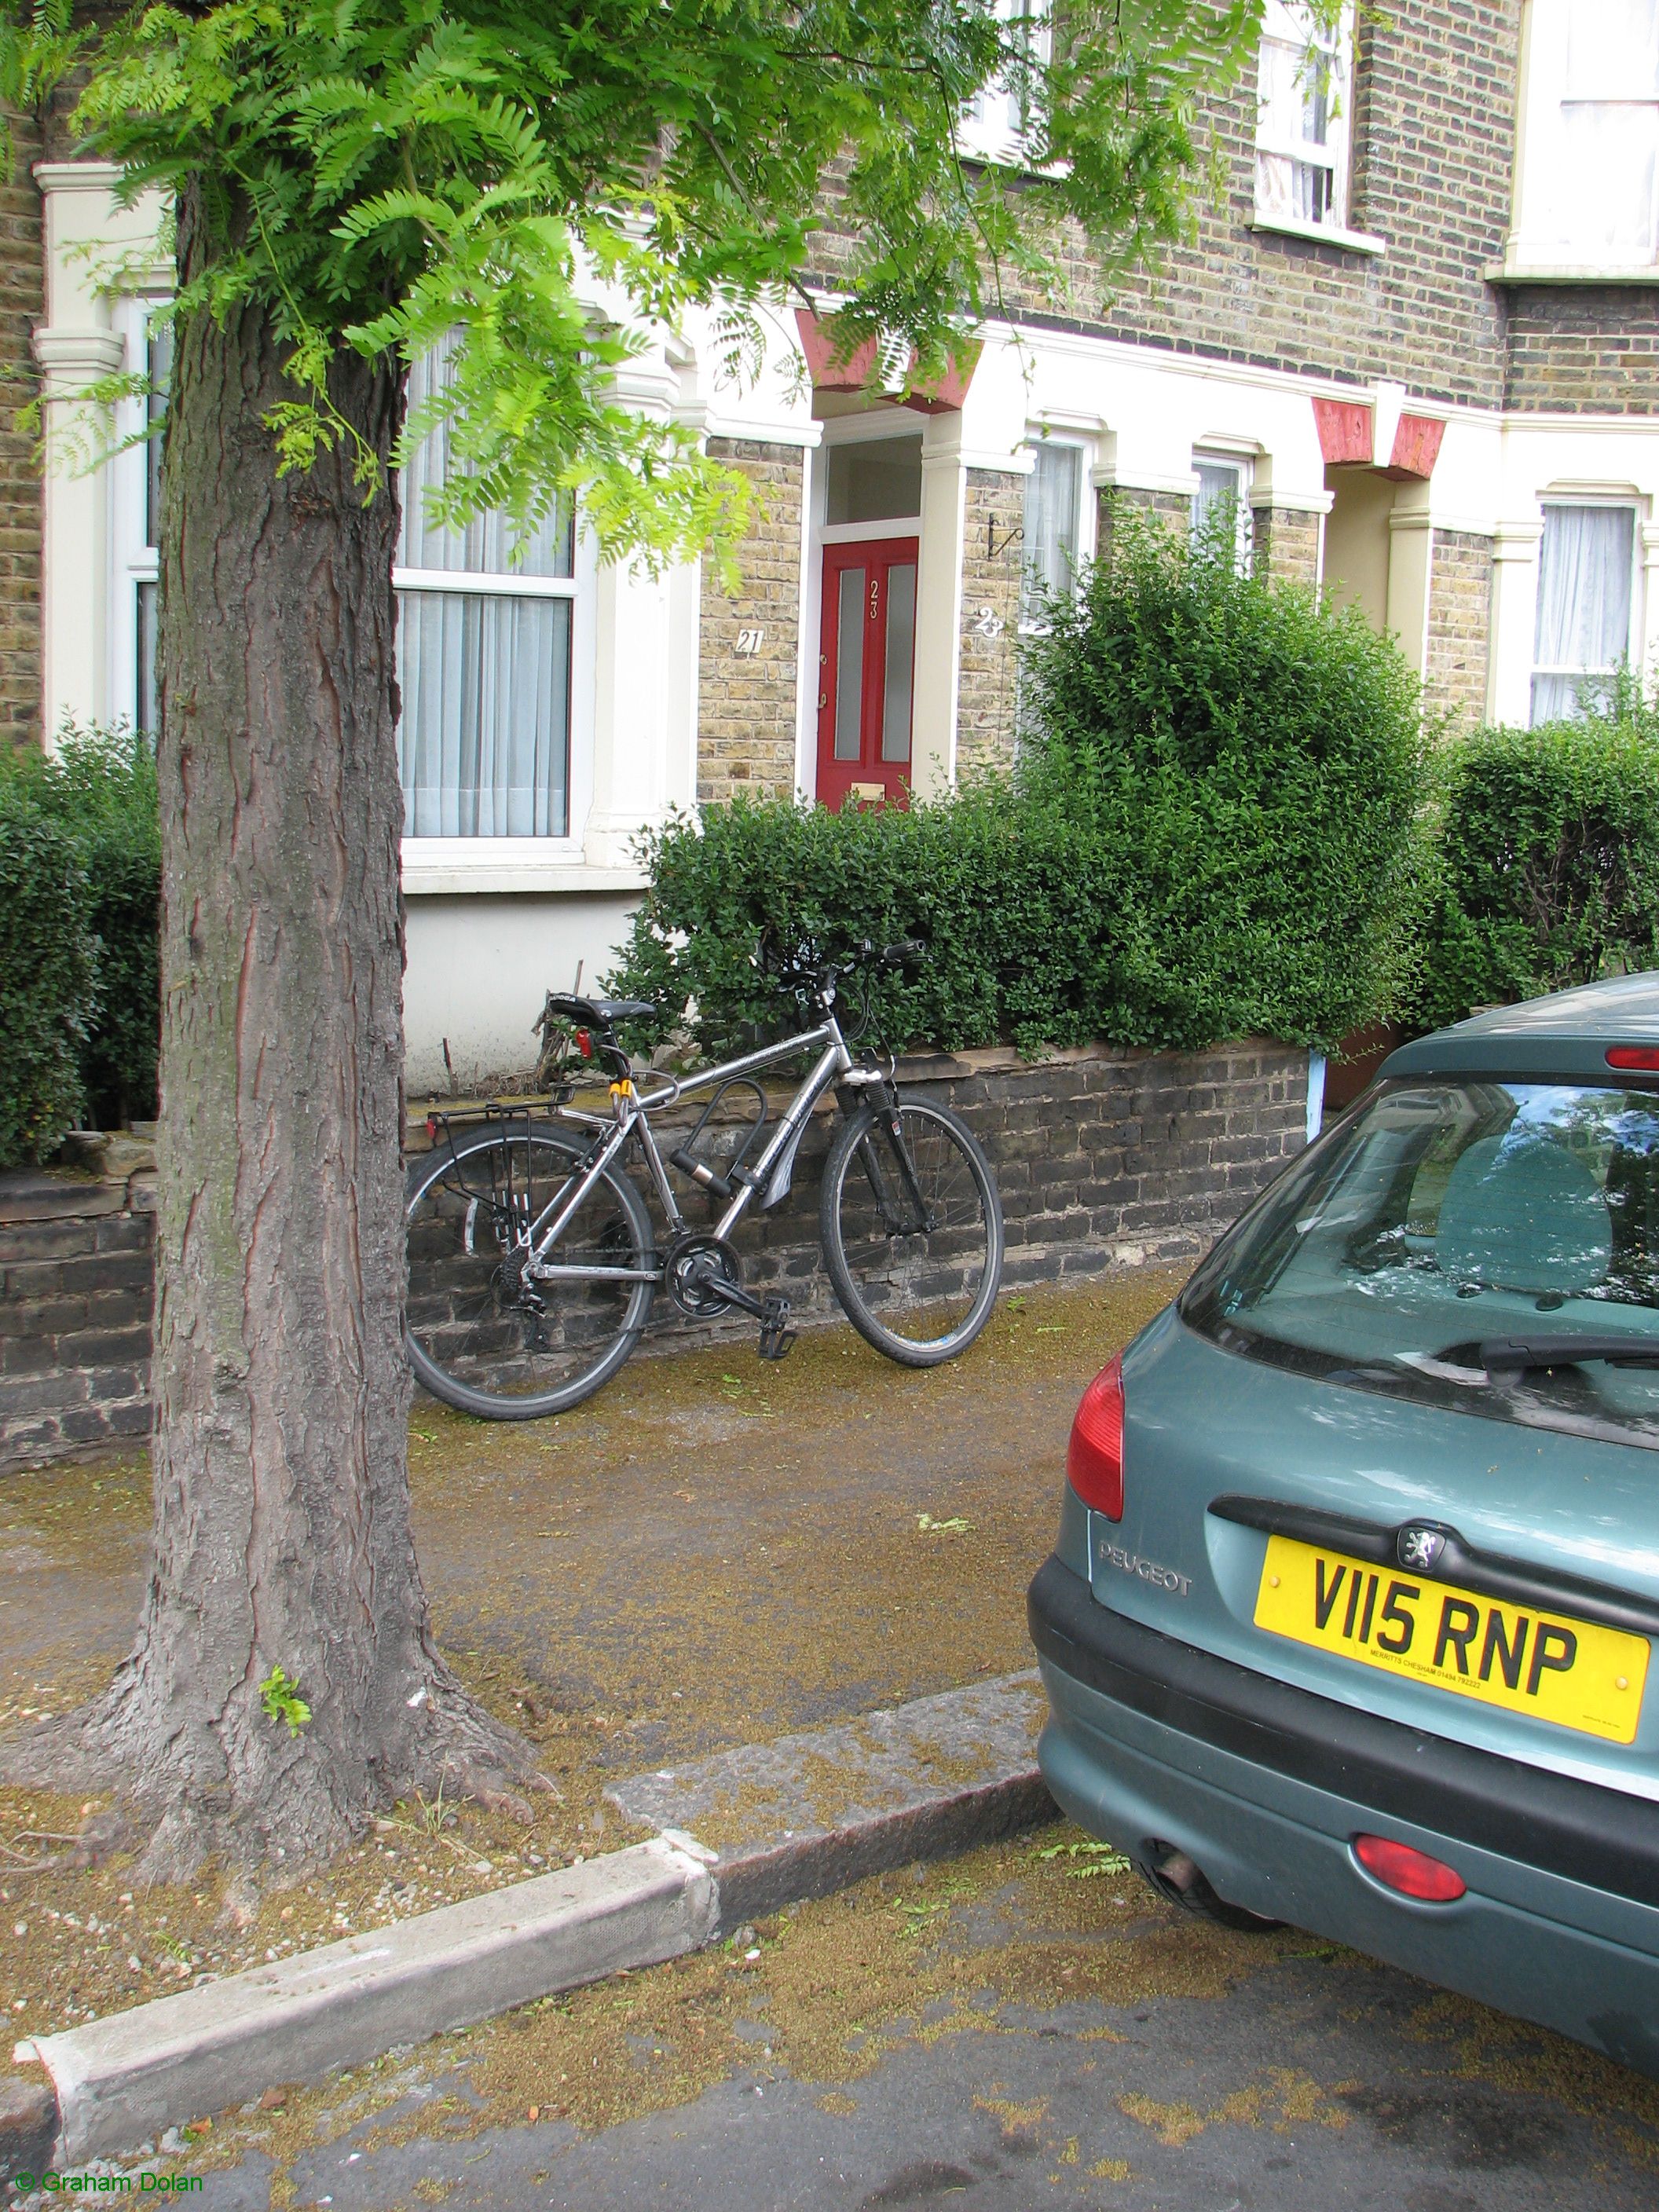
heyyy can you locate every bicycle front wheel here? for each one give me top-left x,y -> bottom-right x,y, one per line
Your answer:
820,1099 -> 1004,1365
405,1124 -> 655,1419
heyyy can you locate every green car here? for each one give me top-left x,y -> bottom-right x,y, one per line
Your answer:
1028,974 -> 1659,2075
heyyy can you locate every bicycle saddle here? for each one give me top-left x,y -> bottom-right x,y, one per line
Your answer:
543,992 -> 657,1031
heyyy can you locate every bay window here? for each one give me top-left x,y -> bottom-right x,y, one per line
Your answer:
111,297 -> 171,737
1192,453 -> 1253,572
1531,503 -> 1639,724
1020,438 -> 1084,624
394,346 -> 584,840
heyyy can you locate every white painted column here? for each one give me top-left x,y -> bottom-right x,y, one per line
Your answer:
911,416 -> 969,799
1640,524 -> 1659,694
582,357 -> 694,866
1386,486 -> 1434,678
1487,520 -> 1544,727
33,163 -> 166,739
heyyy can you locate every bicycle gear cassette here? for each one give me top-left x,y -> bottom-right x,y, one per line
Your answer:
664,1229 -> 746,1320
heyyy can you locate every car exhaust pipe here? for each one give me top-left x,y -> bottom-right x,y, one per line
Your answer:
1153,1848 -> 1200,1895
1144,1840 -> 1281,1932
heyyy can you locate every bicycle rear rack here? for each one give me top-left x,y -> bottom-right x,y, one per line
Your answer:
423,1101 -> 540,1221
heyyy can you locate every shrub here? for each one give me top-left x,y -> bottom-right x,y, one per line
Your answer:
1412,717 -> 1659,1032
0,727 -> 162,1128
613,514 -> 1430,1057
0,788 -> 100,1166
1017,511 -> 1431,1049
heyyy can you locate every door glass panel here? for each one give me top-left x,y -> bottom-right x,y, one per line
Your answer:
881,562 -> 917,764
834,567 -> 866,761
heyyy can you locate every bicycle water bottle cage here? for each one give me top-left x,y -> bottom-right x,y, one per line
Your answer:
668,1079 -> 769,1206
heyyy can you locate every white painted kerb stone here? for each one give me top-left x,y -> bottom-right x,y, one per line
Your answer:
36,1838 -> 716,2164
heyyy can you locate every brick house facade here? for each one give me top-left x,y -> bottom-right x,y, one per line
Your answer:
12,0 -> 1659,1085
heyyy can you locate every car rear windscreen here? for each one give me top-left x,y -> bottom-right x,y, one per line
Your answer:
1181,1079 -> 1659,1451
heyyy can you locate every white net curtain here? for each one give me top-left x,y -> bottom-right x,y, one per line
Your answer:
1021,441 -> 1082,623
397,345 -> 576,839
1532,504 -> 1635,724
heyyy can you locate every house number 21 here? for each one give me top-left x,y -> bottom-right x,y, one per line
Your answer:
734,628 -> 765,656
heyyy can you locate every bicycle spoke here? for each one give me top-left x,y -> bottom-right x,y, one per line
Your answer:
826,1102 -> 1002,1357
406,1129 -> 653,1417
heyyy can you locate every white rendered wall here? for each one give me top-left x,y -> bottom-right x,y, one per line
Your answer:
403,891 -> 644,1094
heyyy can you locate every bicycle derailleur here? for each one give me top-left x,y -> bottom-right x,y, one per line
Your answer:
662,1231 -> 797,1361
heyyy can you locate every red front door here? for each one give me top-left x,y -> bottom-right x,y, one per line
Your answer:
815,537 -> 918,809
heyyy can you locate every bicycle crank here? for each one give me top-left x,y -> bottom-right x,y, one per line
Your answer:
662,1230 -> 797,1359
664,1230 -> 748,1319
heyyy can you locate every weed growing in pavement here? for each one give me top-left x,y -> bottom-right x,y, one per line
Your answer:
1036,1838 -> 1133,1881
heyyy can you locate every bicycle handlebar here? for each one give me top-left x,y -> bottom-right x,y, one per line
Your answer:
757,935 -> 926,994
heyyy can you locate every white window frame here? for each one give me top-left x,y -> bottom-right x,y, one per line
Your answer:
1507,0 -> 1659,277
1252,2 -> 1383,254
1529,496 -> 1643,725
394,515 -> 597,861
1192,450 -> 1254,573
1019,433 -> 1091,632
109,293 -> 170,734
958,0 -> 1053,170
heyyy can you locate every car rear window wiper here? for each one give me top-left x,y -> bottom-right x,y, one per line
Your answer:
1430,1333 -> 1659,1375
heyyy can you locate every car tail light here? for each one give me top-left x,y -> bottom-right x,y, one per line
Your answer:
1353,1833 -> 1467,1903
1067,1354 -> 1125,1520
1606,1046 -> 1659,1071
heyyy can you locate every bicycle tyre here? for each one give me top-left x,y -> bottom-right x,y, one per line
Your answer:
405,1122 -> 655,1419
819,1098 -> 1004,1365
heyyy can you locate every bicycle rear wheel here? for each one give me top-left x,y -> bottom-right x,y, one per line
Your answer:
820,1098 -> 1003,1365
405,1123 -> 655,1419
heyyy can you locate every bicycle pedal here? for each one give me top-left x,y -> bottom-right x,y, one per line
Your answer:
757,1297 -> 797,1361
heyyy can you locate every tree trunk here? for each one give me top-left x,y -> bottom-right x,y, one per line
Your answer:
5,187 -> 534,1877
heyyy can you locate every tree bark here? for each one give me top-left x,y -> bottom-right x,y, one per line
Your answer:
4,185 -> 534,1876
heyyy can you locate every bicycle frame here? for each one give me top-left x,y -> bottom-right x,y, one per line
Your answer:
512,1013 -> 890,1285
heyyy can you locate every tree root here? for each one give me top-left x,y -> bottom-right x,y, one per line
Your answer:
0,1653 -> 555,1886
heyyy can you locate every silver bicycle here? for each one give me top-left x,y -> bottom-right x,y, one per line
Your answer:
404,940 -> 1005,1419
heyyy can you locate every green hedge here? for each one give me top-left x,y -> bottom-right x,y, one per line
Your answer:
0,789 -> 99,1167
0,728 -> 161,1155
1411,716 -> 1659,1032
610,783 -> 1093,1057
612,514 -> 1430,1057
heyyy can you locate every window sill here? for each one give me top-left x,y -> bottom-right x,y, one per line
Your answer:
402,846 -> 649,897
1485,260 -> 1659,287
958,138 -> 1070,181
1249,214 -> 1386,257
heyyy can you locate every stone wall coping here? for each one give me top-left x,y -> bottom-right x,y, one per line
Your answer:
405,1035 -> 1304,1142
0,1170 -> 125,1225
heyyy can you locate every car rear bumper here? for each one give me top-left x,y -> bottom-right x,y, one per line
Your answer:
1028,1554 -> 1659,2077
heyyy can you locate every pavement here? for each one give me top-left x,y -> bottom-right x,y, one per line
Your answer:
7,1265 -> 1659,2204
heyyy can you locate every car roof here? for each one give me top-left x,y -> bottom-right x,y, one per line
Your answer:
1379,972 -> 1659,1082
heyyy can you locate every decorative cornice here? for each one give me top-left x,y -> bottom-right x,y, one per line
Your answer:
31,327 -> 124,380
33,161 -> 125,196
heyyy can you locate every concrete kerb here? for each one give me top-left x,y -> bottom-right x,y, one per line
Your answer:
2,1673 -> 1056,2179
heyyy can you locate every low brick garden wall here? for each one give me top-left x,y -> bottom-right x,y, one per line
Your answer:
0,1149 -> 157,1467
1,1040 -> 1309,1470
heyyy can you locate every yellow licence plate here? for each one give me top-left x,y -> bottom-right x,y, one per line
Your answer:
1254,1534 -> 1650,1745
